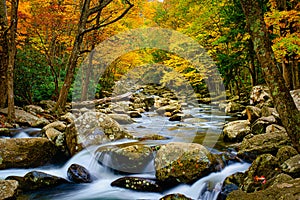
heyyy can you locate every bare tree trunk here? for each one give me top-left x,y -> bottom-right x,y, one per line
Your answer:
282,61 -> 293,90
7,0 -> 18,122
53,0 -> 133,113
240,0 -> 300,152
0,0 -> 8,108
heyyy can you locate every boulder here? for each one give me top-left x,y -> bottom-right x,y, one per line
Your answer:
60,112 -> 76,124
38,100 -> 56,110
111,177 -> 161,192
156,105 -> 180,115
265,124 -> 286,134
218,172 -> 244,200
290,89 -> 300,110
169,113 -> 185,121
96,143 -> 153,173
160,193 -> 193,200
67,164 -> 92,183
245,106 -> 261,123
128,111 -> 142,118
108,114 -> 135,124
6,171 -> 68,191
227,178 -> 300,200
241,154 -> 280,192
225,102 -> 245,114
237,130 -> 291,161
24,105 -> 45,114
276,146 -> 298,164
0,108 -> 49,127
0,180 -> 19,200
155,142 -> 218,185
0,138 -> 58,169
222,120 -> 251,142
249,85 -> 273,108
65,112 -> 133,155
42,121 -> 67,132
281,154 -> 300,178
251,116 -> 277,135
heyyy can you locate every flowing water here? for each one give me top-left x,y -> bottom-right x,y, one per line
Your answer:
0,104 -> 249,200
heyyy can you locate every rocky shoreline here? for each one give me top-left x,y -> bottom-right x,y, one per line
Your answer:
0,84 -> 299,199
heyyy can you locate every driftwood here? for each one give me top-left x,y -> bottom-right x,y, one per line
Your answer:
71,92 -> 133,108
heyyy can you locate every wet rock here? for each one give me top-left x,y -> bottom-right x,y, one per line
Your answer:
222,120 -> 251,142
155,142 -> 218,185
128,111 -> 142,118
0,128 -> 11,137
159,193 -> 193,200
241,154 -> 280,192
169,113 -> 185,121
249,85 -> 273,108
96,143 -> 153,173
281,154 -> 300,178
6,171 -> 68,191
156,105 -> 180,115
0,138 -> 58,169
65,112 -> 133,155
42,121 -> 67,132
237,130 -> 291,161
137,134 -> 170,141
245,106 -> 261,123
0,108 -> 49,128
264,173 -> 293,188
0,180 -> 19,200
225,102 -> 245,114
108,114 -> 135,124
67,164 -> 92,183
111,177 -> 161,192
217,183 -> 239,200
227,178 -> 300,200
251,116 -> 277,135
276,146 -> 298,164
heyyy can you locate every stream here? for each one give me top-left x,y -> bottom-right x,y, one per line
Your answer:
0,104 -> 250,200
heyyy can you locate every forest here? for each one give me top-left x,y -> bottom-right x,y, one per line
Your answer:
0,0 -> 299,199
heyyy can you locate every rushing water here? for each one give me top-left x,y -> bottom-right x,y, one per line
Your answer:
0,104 -> 249,200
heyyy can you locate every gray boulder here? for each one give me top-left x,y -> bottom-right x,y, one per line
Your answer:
222,120 -> 251,142
155,142 -> 218,185
281,154 -> 300,178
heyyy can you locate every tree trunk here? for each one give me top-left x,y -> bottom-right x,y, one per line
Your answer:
7,0 -> 18,122
240,0 -> 300,152
0,0 -> 8,108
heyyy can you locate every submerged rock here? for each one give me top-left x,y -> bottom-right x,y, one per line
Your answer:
0,180 -> 19,200
222,120 -> 251,142
96,143 -> 154,173
67,164 -> 92,183
159,193 -> 193,200
0,138 -> 58,169
155,142 -> 218,185
6,171 -> 68,191
111,177 -> 161,192
108,114 -> 135,124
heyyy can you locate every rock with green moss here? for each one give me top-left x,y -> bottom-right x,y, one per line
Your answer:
0,138 -> 58,169
0,180 -> 19,200
241,154 -> 280,192
276,146 -> 298,165
111,177 -> 161,192
237,130 -> 291,161
96,143 -> 153,173
227,178 -> 300,200
155,142 -> 218,185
